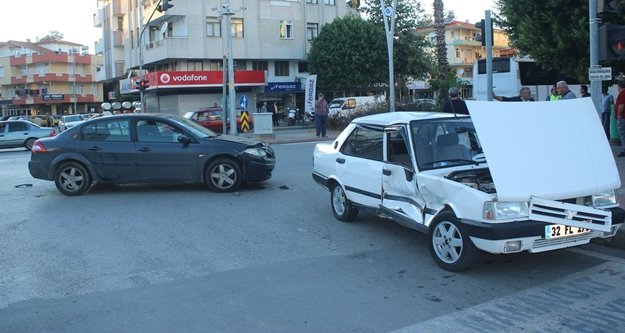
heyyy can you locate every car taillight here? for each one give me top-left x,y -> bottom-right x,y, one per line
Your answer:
31,140 -> 47,153
49,130 -> 56,137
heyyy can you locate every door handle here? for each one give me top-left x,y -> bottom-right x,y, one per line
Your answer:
138,147 -> 151,152
336,157 -> 345,164
88,146 -> 101,151
383,169 -> 391,176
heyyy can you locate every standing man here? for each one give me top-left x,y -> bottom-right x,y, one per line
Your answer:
601,86 -> 614,139
315,93 -> 329,137
556,81 -> 576,99
580,84 -> 591,98
493,87 -> 535,102
260,102 -> 268,113
441,87 -> 469,114
616,80 -> 625,157
272,102 -> 280,127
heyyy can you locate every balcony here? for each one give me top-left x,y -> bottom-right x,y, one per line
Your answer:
93,8 -> 104,27
450,38 -> 481,47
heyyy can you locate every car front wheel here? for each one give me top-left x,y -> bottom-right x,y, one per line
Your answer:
206,158 -> 242,192
330,183 -> 358,222
428,212 -> 478,272
54,162 -> 91,196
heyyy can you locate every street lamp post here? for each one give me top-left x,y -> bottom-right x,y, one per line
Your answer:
380,0 -> 397,112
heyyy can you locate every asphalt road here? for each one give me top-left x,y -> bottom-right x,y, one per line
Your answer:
1,143 -> 625,333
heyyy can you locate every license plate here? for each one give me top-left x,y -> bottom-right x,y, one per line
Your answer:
545,224 -> 591,239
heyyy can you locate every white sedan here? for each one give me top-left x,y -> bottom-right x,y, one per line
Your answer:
59,115 -> 86,131
312,98 -> 624,271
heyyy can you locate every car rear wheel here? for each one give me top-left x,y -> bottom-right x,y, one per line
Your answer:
428,212 -> 478,272
206,158 -> 242,192
54,162 -> 91,196
24,138 -> 36,150
330,183 -> 358,222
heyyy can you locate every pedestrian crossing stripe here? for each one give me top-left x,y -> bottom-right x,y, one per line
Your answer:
240,111 -> 250,133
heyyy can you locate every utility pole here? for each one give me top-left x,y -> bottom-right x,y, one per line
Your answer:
138,0 -> 145,112
380,0 -> 397,112
589,0 -> 601,112
485,10 -> 493,101
71,48 -> 77,113
214,1 -> 245,135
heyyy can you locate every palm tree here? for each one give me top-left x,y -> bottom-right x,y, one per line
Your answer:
433,0 -> 448,81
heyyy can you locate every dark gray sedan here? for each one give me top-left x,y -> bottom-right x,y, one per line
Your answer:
0,120 -> 56,150
28,113 -> 275,196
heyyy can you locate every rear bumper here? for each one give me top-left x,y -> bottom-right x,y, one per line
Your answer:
28,160 -> 51,180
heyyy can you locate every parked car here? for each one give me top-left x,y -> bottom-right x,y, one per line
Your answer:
0,120 -> 56,150
183,107 -> 252,133
59,114 -> 86,131
312,98 -> 625,271
328,96 -> 384,118
28,113 -> 275,196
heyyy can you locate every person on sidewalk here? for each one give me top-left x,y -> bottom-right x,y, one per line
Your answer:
616,80 -> 625,157
493,87 -> 535,102
440,87 -> 469,114
602,86 -> 614,139
272,102 -> 280,127
556,81 -> 576,99
315,93 -> 329,137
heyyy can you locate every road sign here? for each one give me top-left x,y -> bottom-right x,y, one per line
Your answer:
240,111 -> 250,133
588,67 -> 612,81
240,95 -> 248,111
384,6 -> 393,16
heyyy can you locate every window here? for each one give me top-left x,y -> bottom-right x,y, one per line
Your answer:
252,61 -> 268,71
207,60 -> 222,70
274,61 -> 289,77
117,16 -> 124,30
8,122 -> 28,132
234,60 -> 247,70
232,18 -> 244,38
206,17 -> 221,37
324,0 -> 336,4
82,119 -> 131,142
306,0 -> 319,3
187,60 -> 203,70
298,61 -> 308,73
136,120 -> 182,143
340,126 -> 384,161
279,20 -> 293,39
307,23 -> 318,40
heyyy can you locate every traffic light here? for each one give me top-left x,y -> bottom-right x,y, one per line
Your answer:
599,23 -> 625,61
157,0 -> 174,12
474,19 -> 493,46
136,79 -> 150,92
598,0 -> 625,14
346,0 -> 360,9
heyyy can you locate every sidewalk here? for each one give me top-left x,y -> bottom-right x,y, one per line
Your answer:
253,126 -> 625,250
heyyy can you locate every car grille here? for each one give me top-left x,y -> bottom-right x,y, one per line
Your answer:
529,196 -> 612,233
530,232 -> 595,252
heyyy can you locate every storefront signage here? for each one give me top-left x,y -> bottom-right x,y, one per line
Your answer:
42,94 -> 64,101
265,82 -> 301,92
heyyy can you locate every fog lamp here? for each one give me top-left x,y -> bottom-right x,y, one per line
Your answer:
504,240 -> 522,253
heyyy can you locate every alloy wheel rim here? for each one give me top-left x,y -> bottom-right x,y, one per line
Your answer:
60,167 -> 84,192
432,221 -> 463,263
211,164 -> 236,189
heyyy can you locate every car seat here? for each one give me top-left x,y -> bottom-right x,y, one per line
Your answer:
434,132 -> 471,161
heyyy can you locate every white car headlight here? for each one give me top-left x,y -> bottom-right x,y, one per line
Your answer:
483,201 -> 529,220
589,190 -> 617,207
243,147 -> 267,158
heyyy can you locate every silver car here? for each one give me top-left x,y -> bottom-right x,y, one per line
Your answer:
59,115 -> 86,131
0,120 -> 56,150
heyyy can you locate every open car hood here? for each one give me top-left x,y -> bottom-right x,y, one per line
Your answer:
466,98 -> 620,201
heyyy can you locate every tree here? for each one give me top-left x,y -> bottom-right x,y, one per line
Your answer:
494,0 -> 611,81
432,0 -> 451,106
360,0 -> 434,101
308,16 -> 387,92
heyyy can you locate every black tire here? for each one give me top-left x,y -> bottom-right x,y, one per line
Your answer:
330,183 -> 359,222
206,158 -> 242,192
24,138 -> 36,150
54,162 -> 91,196
427,211 -> 478,272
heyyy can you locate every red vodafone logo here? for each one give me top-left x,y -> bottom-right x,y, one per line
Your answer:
160,73 -> 171,84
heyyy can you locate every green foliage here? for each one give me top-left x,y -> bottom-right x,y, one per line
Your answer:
494,0 -> 625,81
327,101 -> 390,130
360,0 -> 428,33
308,16 -> 388,92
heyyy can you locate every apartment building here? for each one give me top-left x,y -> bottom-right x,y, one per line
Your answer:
0,38 -> 104,118
94,0 -> 352,114
416,19 -> 513,98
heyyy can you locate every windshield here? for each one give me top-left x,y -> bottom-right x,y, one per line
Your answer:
328,100 -> 344,108
410,117 -> 483,170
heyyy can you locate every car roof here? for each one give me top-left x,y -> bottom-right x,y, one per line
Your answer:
352,111 -> 467,126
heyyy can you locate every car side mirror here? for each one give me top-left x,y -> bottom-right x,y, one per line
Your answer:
178,135 -> 191,147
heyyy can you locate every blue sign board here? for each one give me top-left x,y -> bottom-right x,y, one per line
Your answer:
265,82 -> 302,92
240,95 -> 248,110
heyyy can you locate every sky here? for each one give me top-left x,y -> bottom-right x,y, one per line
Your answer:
0,0 -> 496,53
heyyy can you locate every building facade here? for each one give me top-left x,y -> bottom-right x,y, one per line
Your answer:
416,19 -> 513,98
0,39 -> 104,118
94,0 -> 352,114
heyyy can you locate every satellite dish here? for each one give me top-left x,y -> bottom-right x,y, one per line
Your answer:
122,101 -> 132,109
111,102 -> 122,110
160,22 -> 169,35
101,102 -> 112,111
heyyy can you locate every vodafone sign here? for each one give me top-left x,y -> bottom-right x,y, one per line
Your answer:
151,70 -> 265,87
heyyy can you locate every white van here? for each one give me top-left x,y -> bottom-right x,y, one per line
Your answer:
328,96 -> 383,118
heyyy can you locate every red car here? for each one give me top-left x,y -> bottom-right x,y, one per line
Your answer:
183,107 -> 252,133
